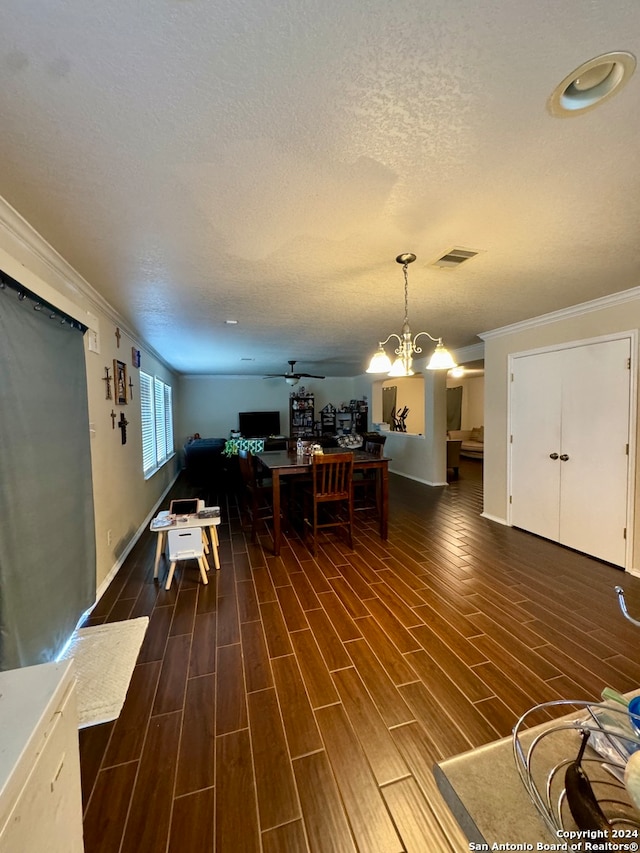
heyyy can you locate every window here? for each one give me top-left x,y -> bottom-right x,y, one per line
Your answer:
140,372 -> 174,477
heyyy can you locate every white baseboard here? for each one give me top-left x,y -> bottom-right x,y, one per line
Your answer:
480,511 -> 509,526
94,473 -> 180,605
391,469 -> 448,487
95,562 -> 124,606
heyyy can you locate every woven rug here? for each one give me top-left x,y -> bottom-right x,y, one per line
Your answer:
60,617 -> 149,728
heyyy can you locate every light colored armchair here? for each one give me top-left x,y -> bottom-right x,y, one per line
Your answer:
448,426 -> 484,459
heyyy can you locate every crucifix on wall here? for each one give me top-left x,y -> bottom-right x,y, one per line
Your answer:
103,366 -> 112,400
118,412 -> 129,444
115,327 -> 121,348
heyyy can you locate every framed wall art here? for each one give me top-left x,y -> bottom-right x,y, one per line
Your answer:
114,359 -> 128,405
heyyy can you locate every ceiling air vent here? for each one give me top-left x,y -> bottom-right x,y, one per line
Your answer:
431,248 -> 479,269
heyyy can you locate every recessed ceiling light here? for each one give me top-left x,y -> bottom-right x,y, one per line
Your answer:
224,319 -> 238,325
548,51 -> 636,117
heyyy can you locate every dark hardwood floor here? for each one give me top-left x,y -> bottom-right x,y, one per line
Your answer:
79,459 -> 640,852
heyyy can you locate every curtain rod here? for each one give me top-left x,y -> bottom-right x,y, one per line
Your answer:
0,269 -> 88,332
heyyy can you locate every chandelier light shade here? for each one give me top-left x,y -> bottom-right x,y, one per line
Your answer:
367,345 -> 393,374
427,341 -> 458,370
366,253 -> 456,376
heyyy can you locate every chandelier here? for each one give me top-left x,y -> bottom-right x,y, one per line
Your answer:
366,253 -> 457,376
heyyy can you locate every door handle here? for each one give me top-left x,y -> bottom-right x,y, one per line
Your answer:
549,453 -> 559,460
560,454 -> 569,461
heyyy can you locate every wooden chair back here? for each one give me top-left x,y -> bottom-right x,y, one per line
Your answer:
238,448 -> 256,488
311,452 -> 354,501
364,440 -> 384,458
361,432 -> 387,449
238,449 -> 274,543
305,452 -> 354,555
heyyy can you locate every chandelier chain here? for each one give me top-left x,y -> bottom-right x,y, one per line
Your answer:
402,262 -> 410,326
365,252 -> 457,374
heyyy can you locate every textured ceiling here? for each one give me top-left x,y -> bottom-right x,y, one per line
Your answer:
1,0 -> 639,376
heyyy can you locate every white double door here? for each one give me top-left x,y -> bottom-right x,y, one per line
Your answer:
510,336 -> 632,567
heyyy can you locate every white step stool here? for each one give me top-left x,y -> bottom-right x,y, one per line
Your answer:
165,527 -> 209,591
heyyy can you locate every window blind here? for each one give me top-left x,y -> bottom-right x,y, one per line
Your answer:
140,372 -> 156,475
164,383 -> 174,454
140,371 -> 174,477
154,377 -> 167,463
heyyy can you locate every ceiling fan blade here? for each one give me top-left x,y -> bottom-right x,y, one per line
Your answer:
263,362 -> 325,380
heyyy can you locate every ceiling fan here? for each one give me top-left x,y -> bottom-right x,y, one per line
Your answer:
264,360 -> 326,386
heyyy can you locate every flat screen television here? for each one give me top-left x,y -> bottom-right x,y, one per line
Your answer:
238,410 -> 281,438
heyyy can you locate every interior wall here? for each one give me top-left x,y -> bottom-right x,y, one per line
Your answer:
482,294 -> 640,570
176,374 -> 425,448
85,326 -> 179,591
354,366 -> 446,484
461,375 -> 484,429
0,202 -> 180,595
177,375 -> 360,444
362,376 -> 383,424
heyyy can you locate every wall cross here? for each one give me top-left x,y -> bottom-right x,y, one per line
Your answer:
103,367 -> 112,399
118,412 -> 129,444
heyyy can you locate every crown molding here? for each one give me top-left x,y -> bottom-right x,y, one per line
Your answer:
452,342 -> 484,363
411,341 -> 485,372
0,194 -> 172,371
479,286 -> 640,341
0,196 -> 121,324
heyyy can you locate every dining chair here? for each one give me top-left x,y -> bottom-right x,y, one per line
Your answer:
352,440 -> 383,516
165,527 -> 209,591
364,440 -> 384,457
238,449 -> 276,543
360,432 -> 387,450
303,452 -> 354,556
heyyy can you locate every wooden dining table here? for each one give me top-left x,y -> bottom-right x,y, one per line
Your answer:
255,447 -> 390,556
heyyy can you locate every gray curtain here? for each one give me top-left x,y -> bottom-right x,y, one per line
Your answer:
447,386 -> 463,431
0,281 -> 96,670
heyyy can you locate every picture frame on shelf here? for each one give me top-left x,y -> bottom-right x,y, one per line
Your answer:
114,359 -> 128,405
